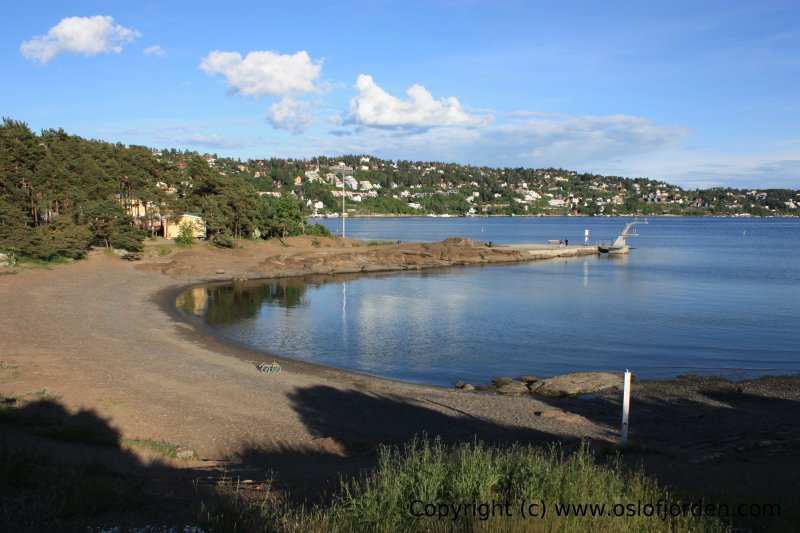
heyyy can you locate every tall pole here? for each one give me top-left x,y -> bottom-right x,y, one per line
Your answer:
621,370 -> 631,444
342,172 -> 346,238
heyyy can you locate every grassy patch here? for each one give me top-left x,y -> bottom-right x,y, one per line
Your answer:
367,240 -> 397,246
199,438 -> 726,533
0,361 -> 21,383
15,255 -> 74,266
29,388 -> 62,401
121,437 -> 192,459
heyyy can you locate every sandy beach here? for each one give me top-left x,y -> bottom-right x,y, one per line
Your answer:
1,236 -> 798,526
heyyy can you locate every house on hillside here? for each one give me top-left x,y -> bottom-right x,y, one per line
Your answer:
162,213 -> 206,240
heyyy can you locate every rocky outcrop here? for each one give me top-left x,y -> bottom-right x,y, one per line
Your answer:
139,235 -> 598,280
532,372 -> 624,397
453,372 -> 624,399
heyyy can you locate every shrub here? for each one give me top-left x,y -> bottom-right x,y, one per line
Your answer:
305,223 -> 332,237
211,232 -> 236,248
175,222 -> 194,246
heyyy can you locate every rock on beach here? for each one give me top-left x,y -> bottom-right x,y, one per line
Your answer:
532,372 -> 624,397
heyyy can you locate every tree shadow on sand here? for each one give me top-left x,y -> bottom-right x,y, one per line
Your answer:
0,397 -> 217,532
226,384 -> 580,503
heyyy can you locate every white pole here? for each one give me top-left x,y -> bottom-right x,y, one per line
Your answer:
585,228 -> 589,246
621,370 -> 631,444
342,172 -> 346,238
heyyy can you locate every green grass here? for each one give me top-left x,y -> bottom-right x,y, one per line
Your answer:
29,388 -> 62,401
0,362 -> 21,383
122,437 -> 192,459
15,255 -> 74,266
199,438 -> 727,533
367,240 -> 397,246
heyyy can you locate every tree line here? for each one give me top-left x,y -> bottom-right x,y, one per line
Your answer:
0,119 -> 324,261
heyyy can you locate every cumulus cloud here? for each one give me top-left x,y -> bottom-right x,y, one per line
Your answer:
20,15 -> 139,64
200,49 -> 323,133
267,99 -> 314,133
199,50 -> 322,99
350,74 -> 491,129
143,44 -> 165,57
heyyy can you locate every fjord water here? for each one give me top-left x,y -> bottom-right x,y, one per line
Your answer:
179,217 -> 799,386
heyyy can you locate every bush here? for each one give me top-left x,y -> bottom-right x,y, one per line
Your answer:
175,222 -> 194,246
305,223 -> 332,237
211,232 -> 236,248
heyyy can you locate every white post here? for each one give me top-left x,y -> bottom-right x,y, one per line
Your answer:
342,174 -> 346,238
621,370 -> 631,444
584,228 -> 589,246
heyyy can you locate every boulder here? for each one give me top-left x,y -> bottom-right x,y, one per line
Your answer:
495,382 -> 531,396
462,384 -> 475,391
491,376 -> 514,386
454,380 -> 465,389
518,375 -> 539,383
527,381 -> 545,392
532,372 -> 623,398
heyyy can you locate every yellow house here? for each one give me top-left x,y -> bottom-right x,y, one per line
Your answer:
162,213 -> 206,240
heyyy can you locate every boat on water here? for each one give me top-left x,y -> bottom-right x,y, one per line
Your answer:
599,218 -> 648,254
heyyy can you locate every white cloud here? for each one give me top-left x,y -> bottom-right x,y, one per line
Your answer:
350,74 -> 491,129
200,49 -> 323,133
20,15 -> 139,64
199,50 -> 322,99
310,111 -> 685,171
143,44 -> 165,57
267,99 -> 314,133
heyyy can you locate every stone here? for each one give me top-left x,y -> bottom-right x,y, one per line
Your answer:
518,375 -> 539,383
491,376 -> 514,386
495,382 -> 530,396
537,410 -> 590,425
216,269 -> 225,274
454,380 -> 465,389
176,449 -> 195,460
532,372 -> 623,398
527,381 -> 545,392
462,384 -> 475,391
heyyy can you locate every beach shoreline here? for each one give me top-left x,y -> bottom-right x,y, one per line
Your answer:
1,236 -> 798,524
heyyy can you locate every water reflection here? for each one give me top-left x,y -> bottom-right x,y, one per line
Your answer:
173,219 -> 799,386
177,280 -> 308,325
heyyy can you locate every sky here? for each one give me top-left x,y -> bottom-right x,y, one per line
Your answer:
1,0 -> 798,189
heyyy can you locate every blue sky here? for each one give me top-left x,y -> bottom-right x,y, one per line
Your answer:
2,0 -> 798,189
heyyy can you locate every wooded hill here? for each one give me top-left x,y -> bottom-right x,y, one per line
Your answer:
1,118 -> 797,261
0,119 -> 324,260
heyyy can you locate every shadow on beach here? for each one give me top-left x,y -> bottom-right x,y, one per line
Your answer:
3,376 -> 799,531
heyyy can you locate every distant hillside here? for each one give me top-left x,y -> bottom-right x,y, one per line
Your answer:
161,151 -> 799,218
2,119 -> 797,260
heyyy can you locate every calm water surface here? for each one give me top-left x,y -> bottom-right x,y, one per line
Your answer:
178,217 -> 799,385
